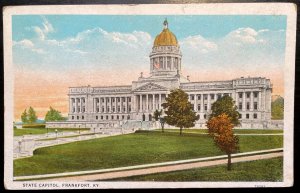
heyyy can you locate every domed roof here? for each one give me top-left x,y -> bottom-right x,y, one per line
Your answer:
153,19 -> 178,47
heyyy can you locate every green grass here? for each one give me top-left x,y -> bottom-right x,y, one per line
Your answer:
158,128 -> 283,134
111,157 -> 283,181
14,128 -> 90,136
14,131 -> 283,176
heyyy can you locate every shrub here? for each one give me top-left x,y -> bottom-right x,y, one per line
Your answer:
22,124 -> 46,128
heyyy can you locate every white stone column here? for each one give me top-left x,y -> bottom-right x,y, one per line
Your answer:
200,94 -> 204,113
133,95 -> 136,112
207,94 -> 211,112
79,98 -> 82,113
92,98 -> 95,113
146,94 -> 149,111
242,92 -> 246,111
139,95 -> 142,112
115,97 -> 117,113
159,94 -> 162,109
152,94 -> 155,110
75,98 -> 78,113
109,97 -> 113,113
235,92 -> 239,106
96,98 -> 98,113
250,91 -> 254,111
258,91 -> 261,110
193,94 -> 197,111
125,97 -> 128,112
104,97 -> 107,113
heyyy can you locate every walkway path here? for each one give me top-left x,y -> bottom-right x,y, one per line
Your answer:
14,148 -> 283,181
156,130 -> 283,136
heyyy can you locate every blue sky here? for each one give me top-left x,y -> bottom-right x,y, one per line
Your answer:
12,15 -> 287,118
13,15 -> 286,41
12,15 -> 287,71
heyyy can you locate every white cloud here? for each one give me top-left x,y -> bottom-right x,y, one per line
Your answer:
31,16 -> 54,40
13,39 -> 34,48
225,27 -> 259,44
180,27 -> 286,72
258,29 -> 270,33
180,35 -> 218,54
13,26 -> 153,71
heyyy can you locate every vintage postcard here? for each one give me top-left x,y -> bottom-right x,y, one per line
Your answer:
3,3 -> 296,189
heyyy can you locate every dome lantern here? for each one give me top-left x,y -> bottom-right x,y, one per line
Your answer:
163,18 -> 168,29
153,19 -> 178,47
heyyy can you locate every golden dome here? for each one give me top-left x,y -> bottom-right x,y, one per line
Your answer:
153,20 -> 178,47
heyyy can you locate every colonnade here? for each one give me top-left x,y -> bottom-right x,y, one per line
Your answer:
134,93 -> 166,112
92,96 -> 131,113
70,97 -> 85,113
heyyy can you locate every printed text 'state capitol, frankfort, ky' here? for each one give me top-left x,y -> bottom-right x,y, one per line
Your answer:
47,20 -> 282,130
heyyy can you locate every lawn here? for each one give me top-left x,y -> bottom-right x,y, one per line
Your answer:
111,157 -> 283,182
158,128 -> 283,134
14,128 -> 90,136
14,131 -> 283,176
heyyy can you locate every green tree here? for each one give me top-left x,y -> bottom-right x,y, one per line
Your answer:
27,106 -> 37,124
210,95 -> 240,126
153,109 -> 164,132
162,89 -> 199,135
45,106 -> 64,121
21,109 -> 28,123
271,96 -> 284,120
206,113 -> 239,171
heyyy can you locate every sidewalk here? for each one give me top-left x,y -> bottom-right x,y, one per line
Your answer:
155,130 -> 283,136
14,148 -> 283,181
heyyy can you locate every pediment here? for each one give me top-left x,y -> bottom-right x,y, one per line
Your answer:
134,83 -> 168,92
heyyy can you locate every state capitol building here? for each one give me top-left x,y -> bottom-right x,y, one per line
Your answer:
47,20 -> 282,130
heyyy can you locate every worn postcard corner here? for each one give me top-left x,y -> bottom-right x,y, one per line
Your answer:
3,3 -> 296,189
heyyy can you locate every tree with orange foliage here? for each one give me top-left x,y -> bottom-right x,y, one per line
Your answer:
206,113 -> 239,170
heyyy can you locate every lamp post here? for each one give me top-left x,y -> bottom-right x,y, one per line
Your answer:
18,140 -> 22,153
159,116 -> 165,133
55,129 -> 58,139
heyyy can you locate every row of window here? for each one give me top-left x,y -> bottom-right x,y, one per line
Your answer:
72,115 -> 85,120
72,107 -> 85,113
71,115 -> 131,120
239,113 -> 258,119
96,106 -> 131,113
238,102 -> 258,110
189,93 -> 230,101
96,97 -> 131,103
96,115 -> 130,120
72,98 -> 85,103
238,92 -> 259,98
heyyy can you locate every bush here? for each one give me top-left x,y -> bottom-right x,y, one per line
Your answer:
22,124 -> 46,128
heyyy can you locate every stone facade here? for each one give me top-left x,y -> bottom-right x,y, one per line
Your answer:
46,20 -> 282,130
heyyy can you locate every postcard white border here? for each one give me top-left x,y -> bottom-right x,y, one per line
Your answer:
4,3 -> 296,189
